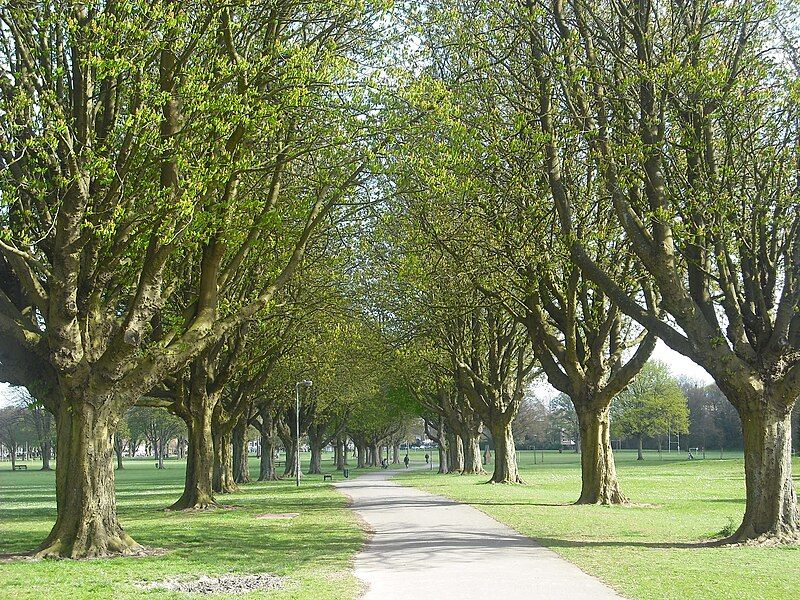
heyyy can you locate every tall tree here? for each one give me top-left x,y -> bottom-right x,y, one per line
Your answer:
0,1 -> 390,556
529,0 -> 800,542
612,362 -> 690,460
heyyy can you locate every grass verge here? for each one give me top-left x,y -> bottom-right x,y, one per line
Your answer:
0,457 -> 363,600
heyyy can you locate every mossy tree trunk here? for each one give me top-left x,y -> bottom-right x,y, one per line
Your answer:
36,402 -> 142,558
575,405 -> 625,504
213,429 -> 237,494
257,406 -> 278,481
232,415 -> 251,485
461,432 -> 484,475
487,420 -> 523,484
731,399 -> 799,543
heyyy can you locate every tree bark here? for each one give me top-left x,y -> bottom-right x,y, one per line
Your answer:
356,442 -> 366,468
575,406 -> 626,504
232,417 -> 250,484
370,443 -> 379,467
171,407 -> 217,510
637,436 -> 644,460
41,438 -> 52,471
392,441 -> 401,464
309,444 -> 323,474
488,421 -> 522,484
258,410 -> 278,481
213,430 -> 237,493
461,432 -> 484,475
36,404 -> 143,558
730,401 -> 799,543
436,442 -> 448,474
447,430 -> 464,473
113,434 -> 124,471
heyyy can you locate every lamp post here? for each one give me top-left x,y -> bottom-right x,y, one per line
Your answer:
295,380 -> 312,487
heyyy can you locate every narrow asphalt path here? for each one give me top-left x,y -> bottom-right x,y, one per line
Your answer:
336,469 -> 622,600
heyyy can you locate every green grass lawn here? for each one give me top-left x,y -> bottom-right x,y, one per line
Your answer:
0,455 -> 364,599
395,449 -> 800,600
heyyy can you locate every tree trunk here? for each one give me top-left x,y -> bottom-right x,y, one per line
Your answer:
9,442 -> 16,470
575,406 -> 626,505
392,442 -> 401,464
730,401 -> 799,543
488,421 -> 522,484
367,443 -> 377,466
113,434 -> 124,470
447,430 -> 464,473
41,438 -> 52,471
637,435 -> 644,460
309,444 -> 323,474
461,433 -> 484,475
171,408 -> 216,510
213,431 -> 237,493
356,443 -> 366,468
258,412 -> 278,481
156,440 -> 165,469
36,404 -> 142,558
437,437 -> 448,474
232,417 -> 250,484
259,437 -> 277,481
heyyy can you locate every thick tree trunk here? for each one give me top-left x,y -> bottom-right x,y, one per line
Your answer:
171,408 -> 216,510
113,434 -> 124,471
258,412 -> 278,481
356,443 -> 366,468
461,433 -> 484,475
41,439 -> 52,471
437,438 -> 448,474
9,442 -> 16,470
36,404 -> 142,558
730,401 -> 799,543
259,437 -> 277,481
370,443 -> 379,467
156,441 -> 165,469
392,442 -> 401,464
488,421 -> 522,484
575,406 -> 626,505
277,426 -> 294,477
213,431 -> 237,494
637,436 -> 644,460
309,444 -> 323,474
232,418 -> 250,484
448,431 -> 464,473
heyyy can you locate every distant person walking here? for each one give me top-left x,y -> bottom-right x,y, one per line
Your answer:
424,453 -> 429,464
403,454 -> 410,468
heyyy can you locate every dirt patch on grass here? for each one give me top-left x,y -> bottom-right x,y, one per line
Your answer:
137,573 -> 286,594
255,512 -> 300,520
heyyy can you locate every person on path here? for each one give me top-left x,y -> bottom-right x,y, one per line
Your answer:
424,453 -> 429,464
403,454 -> 410,468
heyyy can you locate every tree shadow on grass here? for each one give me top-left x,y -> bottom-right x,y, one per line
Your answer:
534,536 -> 723,550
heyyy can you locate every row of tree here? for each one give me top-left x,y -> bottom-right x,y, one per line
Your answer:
0,0 -> 798,558
360,0 -> 800,545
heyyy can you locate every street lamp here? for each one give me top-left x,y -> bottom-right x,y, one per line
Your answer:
295,380 -> 312,487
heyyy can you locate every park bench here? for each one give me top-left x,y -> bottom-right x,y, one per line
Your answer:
323,473 -> 333,481
12,464 -> 27,471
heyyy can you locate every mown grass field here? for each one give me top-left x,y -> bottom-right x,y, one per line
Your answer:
0,454 -> 364,599
395,449 -> 800,600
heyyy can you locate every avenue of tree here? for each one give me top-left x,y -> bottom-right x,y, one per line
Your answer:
0,0 -> 798,559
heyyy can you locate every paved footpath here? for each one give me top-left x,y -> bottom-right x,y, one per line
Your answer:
336,469 -> 622,600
